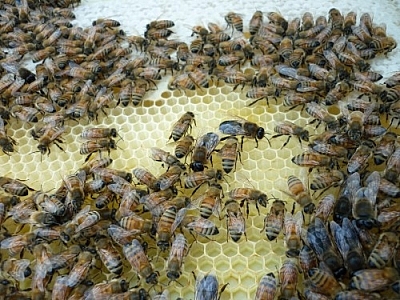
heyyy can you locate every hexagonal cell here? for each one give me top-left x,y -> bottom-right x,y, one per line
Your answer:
204,242 -> 222,258
240,272 -> 257,289
214,257 -> 230,273
221,242 -> 238,258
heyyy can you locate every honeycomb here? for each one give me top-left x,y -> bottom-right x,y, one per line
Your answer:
0,0 -> 400,299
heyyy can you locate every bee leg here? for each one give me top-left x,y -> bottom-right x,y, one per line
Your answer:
281,136 -> 292,149
247,97 -> 265,107
217,283 -> 229,300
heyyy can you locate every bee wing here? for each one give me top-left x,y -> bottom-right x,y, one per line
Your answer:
307,217 -> 334,257
344,172 -> 361,203
0,61 -> 19,74
364,171 -> 380,205
186,217 -> 216,229
171,208 -> 187,234
12,259 -> 31,281
330,220 -> 350,259
204,132 -> 220,156
0,235 -> 27,249
219,120 -> 246,135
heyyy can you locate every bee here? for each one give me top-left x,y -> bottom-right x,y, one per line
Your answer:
194,182 -> 223,219
349,267 -> 399,292
81,128 -> 120,140
146,19 -> 175,30
84,279 -> 128,300
279,259 -> 299,300
307,217 -> 346,278
150,147 -> 186,170
156,206 -> 186,252
228,187 -> 268,216
313,194 -> 335,222
384,147 -> 400,184
343,12 -> 357,35
144,28 -> 174,40
32,46 -> 56,63
310,170 -> 344,194
0,177 -> 32,196
347,140 -> 376,174
272,121 -> 309,149
175,135 -> 194,160
368,231 -> 399,269
374,132 -> 397,165
0,232 -> 37,256
169,111 -> 196,142
0,116 -> 16,155
1,258 -> 31,282
183,168 -> 223,190
119,213 -> 156,236
66,251 -> 95,288
219,117 -> 266,149
225,12 -> 243,33
284,211 -> 303,257
33,191 -> 65,216
286,175 -> 314,214
288,47 -> 306,68
283,91 -> 318,109
328,8 -> 344,30
255,272 -> 277,300
80,139 -> 117,162
190,132 -> 220,172
132,167 -> 158,191
93,18 -> 121,27
370,36 -> 397,54
267,11 -> 289,31
140,188 -> 177,218
63,170 -> 86,216
330,218 -> 367,275
299,244 -> 318,276
292,152 -> 337,171
95,237 -> 123,276
223,200 -> 246,242
278,36 -> 294,62
246,86 -> 277,106
249,11 -> 263,35
262,199 -> 285,241
31,125 -> 65,155
307,268 -> 343,297
123,239 -> 158,284
167,233 -> 189,282
335,290 -> 382,300
11,106 -> 39,123
216,136 -> 241,174
182,215 -> 219,237
339,101 -> 373,141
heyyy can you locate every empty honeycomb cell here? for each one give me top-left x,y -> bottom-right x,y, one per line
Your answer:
208,87 -> 219,96
238,242 -> 255,257
222,243 -> 238,257
240,272 -> 257,288
161,91 -> 171,98
198,258 -> 214,272
248,256 -> 265,272
214,258 -> 231,273
205,243 -> 222,258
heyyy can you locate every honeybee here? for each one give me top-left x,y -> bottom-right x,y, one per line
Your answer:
299,244 -> 318,276
154,165 -> 182,191
267,11 -> 289,31
190,132 -> 220,172
374,132 -> 397,165
262,199 -> 285,241
140,188 -> 177,218
119,214 -> 156,236
66,251 -> 95,288
182,215 -> 219,237
284,211 -> 303,257
1,258 -> 31,282
335,290 -> 382,300
307,268 -> 343,297
169,111 -> 196,142
33,191 -> 66,216
95,237 -> 123,276
0,116 -> 16,155
183,169 -> 223,190
272,121 -> 309,150
310,170 -> 344,193
255,272 -> 277,300
132,167 -> 159,191
156,206 -> 186,252
0,232 -> 37,256
384,147 -> 400,184
167,233 -> 188,282
228,187 -> 268,216
194,182 -> 223,219
11,106 -> 39,123
292,152 -> 337,170
347,140 -> 376,174
218,136 -> 241,174
307,217 -> 345,278
219,117 -> 266,149
225,12 -> 243,33
48,245 -> 81,274
80,138 -> 117,162
314,194 -> 335,222
150,147 -> 186,170
123,239 -> 158,284
330,218 -> 366,275
81,128 -> 120,140
279,259 -> 299,300
368,231 -> 399,269
194,273 -> 227,300
305,102 -> 339,131
349,267 -> 399,292
249,11 -> 263,35
144,28 -> 174,40
223,200 -> 246,242
286,175 -> 314,214
31,125 -> 65,155
84,279 -> 128,300
175,135 -> 194,160
0,177 -> 32,196
370,36 -> 397,54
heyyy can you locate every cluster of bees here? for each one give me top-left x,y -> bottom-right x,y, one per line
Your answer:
0,0 -> 400,299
